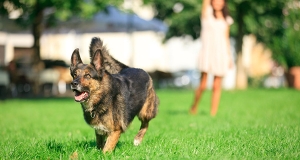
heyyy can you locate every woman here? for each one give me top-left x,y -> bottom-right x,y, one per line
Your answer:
190,0 -> 233,116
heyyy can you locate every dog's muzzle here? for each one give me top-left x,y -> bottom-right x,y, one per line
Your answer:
71,80 -> 89,102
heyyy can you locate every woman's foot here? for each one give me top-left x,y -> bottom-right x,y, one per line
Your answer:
210,110 -> 217,117
210,112 -> 216,117
189,106 -> 197,115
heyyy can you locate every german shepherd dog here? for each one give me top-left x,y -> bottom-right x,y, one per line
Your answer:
70,37 -> 159,153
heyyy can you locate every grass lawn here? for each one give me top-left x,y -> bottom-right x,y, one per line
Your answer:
0,89 -> 299,159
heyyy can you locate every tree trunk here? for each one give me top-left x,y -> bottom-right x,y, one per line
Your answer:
235,2 -> 248,89
31,1 -> 44,65
31,1 -> 44,94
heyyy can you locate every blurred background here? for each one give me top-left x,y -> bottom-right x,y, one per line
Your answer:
0,0 -> 299,98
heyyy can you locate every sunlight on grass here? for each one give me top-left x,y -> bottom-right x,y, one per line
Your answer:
0,89 -> 299,159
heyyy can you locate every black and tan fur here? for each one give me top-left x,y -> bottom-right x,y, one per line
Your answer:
70,37 -> 159,153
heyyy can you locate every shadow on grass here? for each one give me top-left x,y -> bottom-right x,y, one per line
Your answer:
46,139 -> 124,152
166,109 -> 207,116
166,110 -> 189,115
46,139 -> 96,153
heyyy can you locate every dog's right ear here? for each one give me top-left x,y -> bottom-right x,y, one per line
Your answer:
71,48 -> 82,70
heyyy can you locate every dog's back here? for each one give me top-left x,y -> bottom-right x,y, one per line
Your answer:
113,68 -> 153,122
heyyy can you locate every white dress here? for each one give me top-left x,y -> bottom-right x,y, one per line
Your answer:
198,5 -> 233,76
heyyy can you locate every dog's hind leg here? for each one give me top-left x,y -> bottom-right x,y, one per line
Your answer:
134,120 -> 149,146
134,81 -> 158,146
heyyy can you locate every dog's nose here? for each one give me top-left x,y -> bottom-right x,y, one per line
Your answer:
71,81 -> 78,86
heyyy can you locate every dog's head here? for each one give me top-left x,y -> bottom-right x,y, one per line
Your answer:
70,48 -> 105,103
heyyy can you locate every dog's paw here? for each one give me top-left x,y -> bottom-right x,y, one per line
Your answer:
133,139 -> 141,146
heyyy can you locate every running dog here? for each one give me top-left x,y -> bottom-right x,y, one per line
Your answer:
70,37 -> 159,153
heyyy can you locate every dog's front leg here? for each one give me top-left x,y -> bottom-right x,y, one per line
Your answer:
102,130 -> 121,153
95,131 -> 106,150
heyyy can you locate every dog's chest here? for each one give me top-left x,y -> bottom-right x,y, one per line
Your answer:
90,123 -> 109,135
82,109 -> 110,135
85,116 -> 110,135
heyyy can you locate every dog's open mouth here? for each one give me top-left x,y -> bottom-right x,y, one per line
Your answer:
73,90 -> 89,102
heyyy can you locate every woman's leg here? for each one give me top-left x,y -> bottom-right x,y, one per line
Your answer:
190,72 -> 207,114
211,76 -> 222,116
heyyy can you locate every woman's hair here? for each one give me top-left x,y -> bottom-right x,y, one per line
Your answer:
211,0 -> 230,18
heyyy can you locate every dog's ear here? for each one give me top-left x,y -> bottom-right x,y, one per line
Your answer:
71,48 -> 82,70
91,49 -> 104,76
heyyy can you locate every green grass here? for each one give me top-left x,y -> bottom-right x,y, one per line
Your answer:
0,89 -> 299,159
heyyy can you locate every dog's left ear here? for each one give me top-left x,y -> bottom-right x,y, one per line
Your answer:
91,49 -> 104,77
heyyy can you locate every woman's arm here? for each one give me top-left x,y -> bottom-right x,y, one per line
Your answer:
202,0 -> 211,18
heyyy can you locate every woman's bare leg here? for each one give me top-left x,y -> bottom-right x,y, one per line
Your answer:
211,76 -> 222,116
190,72 -> 207,114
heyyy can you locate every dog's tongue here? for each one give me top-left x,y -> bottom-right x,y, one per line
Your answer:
75,91 -> 88,101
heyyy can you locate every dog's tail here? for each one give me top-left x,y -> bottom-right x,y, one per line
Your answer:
89,37 -> 129,74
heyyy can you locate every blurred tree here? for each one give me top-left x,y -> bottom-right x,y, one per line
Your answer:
229,0 -> 286,88
270,0 -> 300,69
0,0 -> 122,65
143,0 -> 287,88
143,0 -> 201,40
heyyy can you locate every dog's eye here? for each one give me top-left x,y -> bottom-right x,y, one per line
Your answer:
84,74 -> 91,79
73,73 -> 77,77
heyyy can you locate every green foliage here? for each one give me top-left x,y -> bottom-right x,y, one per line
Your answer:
0,0 -> 123,28
0,0 -> 123,62
230,0 -> 285,39
143,0 -> 202,40
0,89 -> 300,159
271,0 -> 300,68
143,0 -> 286,39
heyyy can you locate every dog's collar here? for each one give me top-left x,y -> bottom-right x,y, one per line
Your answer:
84,105 -> 107,119
89,109 -> 107,118
90,110 -> 96,118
